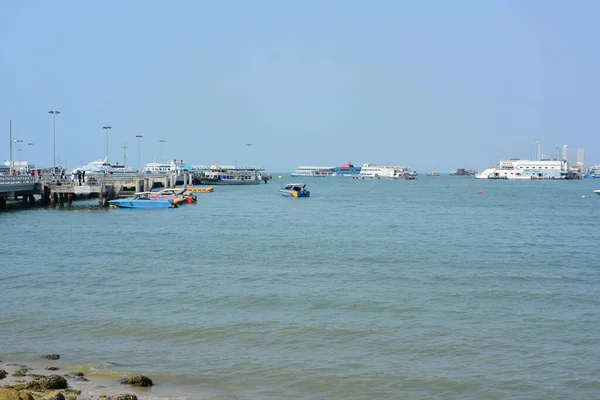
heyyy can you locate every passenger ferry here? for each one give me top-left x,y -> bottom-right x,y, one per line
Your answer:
193,165 -> 272,185
475,159 -> 578,180
79,157 -> 138,174
352,163 -> 416,180
290,162 -> 362,177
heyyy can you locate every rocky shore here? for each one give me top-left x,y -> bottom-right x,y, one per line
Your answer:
0,356 -> 162,400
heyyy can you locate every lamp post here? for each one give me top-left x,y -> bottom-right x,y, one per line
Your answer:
10,139 -> 23,170
159,139 -> 166,163
27,143 -> 33,171
48,111 -> 60,170
102,126 -> 112,163
121,142 -> 127,166
135,134 -> 143,169
17,148 -> 22,173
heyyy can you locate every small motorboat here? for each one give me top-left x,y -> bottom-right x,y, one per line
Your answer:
593,189 -> 600,195
108,192 -> 177,209
151,188 -> 196,204
279,183 -> 310,198
185,186 -> 214,194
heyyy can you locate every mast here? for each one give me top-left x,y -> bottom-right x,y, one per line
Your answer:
9,120 -> 12,175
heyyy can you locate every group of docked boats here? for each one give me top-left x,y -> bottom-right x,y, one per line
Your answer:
108,182 -> 311,208
108,188 -> 205,209
291,162 -> 418,180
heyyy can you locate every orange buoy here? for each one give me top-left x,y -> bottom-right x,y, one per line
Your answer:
477,190 -> 483,195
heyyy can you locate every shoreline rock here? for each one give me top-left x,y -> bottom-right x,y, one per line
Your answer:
120,376 -> 153,387
1,363 -> 151,400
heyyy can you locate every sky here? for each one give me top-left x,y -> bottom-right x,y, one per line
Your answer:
1,0 -> 599,172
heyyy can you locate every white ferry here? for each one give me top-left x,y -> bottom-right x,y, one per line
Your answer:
290,166 -> 337,177
352,163 -> 416,180
78,157 -> 138,174
475,159 -> 577,180
290,162 -> 362,177
193,165 -> 271,185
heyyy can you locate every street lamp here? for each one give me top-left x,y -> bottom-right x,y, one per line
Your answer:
17,148 -> 22,174
102,126 -> 112,163
12,139 -> 23,173
121,142 -> 127,166
135,134 -> 143,169
159,139 -> 166,163
27,143 -> 33,171
48,111 -> 60,169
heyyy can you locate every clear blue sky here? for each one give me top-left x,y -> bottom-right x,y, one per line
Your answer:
1,0 -> 598,172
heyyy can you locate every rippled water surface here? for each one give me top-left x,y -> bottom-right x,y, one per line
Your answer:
2,176 -> 600,399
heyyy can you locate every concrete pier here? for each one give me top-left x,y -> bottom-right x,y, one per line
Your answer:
0,173 -> 174,210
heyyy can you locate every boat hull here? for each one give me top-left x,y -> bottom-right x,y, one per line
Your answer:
108,199 -> 176,209
279,189 -> 310,197
196,178 -> 261,185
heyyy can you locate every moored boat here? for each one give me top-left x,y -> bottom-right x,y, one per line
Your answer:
280,183 -> 310,197
193,165 -> 271,185
185,186 -> 214,193
108,192 -> 177,209
450,168 -> 476,176
151,188 -> 197,204
475,159 -> 579,180
290,161 -> 361,177
352,163 -> 416,180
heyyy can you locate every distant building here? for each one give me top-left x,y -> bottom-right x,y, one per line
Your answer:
531,141 -> 541,161
576,148 -> 585,166
561,145 -> 568,162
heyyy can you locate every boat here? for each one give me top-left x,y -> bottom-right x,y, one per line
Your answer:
108,192 -> 178,209
185,186 -> 214,193
279,183 -> 310,197
78,157 -> 138,174
584,165 -> 600,179
144,159 -> 193,184
475,159 -> 579,180
151,188 -> 197,204
193,165 -> 271,185
352,163 -> 416,180
593,189 -> 600,195
450,168 -> 476,176
290,166 -> 337,177
427,171 -> 439,178
290,162 -> 362,177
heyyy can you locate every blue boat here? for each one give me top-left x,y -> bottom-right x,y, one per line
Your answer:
279,183 -> 310,198
108,192 -> 178,209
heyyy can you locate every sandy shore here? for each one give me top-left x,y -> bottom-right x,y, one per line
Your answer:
0,360 -> 170,400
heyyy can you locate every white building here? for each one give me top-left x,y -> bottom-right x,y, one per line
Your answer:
576,148 -> 585,166
531,141 -> 541,161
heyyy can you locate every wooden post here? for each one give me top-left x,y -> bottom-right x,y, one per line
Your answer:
0,197 -> 6,210
28,194 -> 35,206
58,193 -> 64,207
67,193 -> 73,206
51,192 -> 56,207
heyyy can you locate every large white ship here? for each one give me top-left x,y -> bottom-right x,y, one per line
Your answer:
352,163 -> 416,180
290,162 -> 362,177
475,159 -> 577,180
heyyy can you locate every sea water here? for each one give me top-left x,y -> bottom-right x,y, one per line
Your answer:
1,176 -> 600,399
